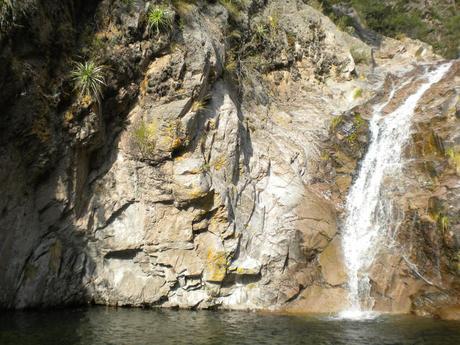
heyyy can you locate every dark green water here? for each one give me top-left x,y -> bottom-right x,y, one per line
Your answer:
1,307 -> 460,345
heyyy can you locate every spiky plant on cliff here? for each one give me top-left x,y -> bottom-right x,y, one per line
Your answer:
70,60 -> 107,102
147,5 -> 174,35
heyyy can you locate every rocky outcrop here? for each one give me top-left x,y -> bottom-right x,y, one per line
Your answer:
0,0 -> 458,317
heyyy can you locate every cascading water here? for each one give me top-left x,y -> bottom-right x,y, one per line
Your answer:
339,62 -> 452,320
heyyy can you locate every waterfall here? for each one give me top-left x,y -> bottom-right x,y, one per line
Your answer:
339,62 -> 452,319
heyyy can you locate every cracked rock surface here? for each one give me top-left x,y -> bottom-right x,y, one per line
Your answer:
0,0 -> 458,317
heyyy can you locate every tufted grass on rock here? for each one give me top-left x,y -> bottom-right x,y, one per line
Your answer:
438,214 -> 450,233
70,60 -> 106,102
147,5 -> 174,35
350,46 -> 371,64
218,0 -> 249,20
133,120 -> 157,158
172,0 -> 196,17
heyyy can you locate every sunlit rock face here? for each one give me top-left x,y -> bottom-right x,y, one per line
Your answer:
0,0 -> 458,318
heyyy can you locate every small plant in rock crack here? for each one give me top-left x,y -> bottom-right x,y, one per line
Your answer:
70,60 -> 107,102
253,23 -> 268,42
0,0 -> 14,30
147,5 -> 174,35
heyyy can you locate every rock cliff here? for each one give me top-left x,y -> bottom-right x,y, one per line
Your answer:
0,0 -> 458,318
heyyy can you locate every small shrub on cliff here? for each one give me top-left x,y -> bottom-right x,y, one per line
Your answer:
350,46 -> 371,65
70,60 -> 107,102
254,23 -> 268,42
147,5 -> 174,35
133,120 -> 157,157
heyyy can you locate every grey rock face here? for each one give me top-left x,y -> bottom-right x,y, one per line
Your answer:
0,0 -> 457,316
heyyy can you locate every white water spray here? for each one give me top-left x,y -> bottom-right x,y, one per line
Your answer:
339,63 -> 452,320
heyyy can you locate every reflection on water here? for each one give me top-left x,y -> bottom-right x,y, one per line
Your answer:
1,307 -> 460,345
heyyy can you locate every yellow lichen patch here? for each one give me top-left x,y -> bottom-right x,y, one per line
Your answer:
205,250 -> 227,282
187,187 -> 207,199
208,119 -> 217,130
446,147 -> 460,174
246,283 -> 257,290
63,110 -> 74,125
140,77 -> 149,96
31,115 -> 51,143
171,137 -> 184,151
272,112 -> 292,127
212,156 -> 227,171
80,94 -> 93,108
235,267 -> 259,276
425,131 -> 445,156
49,240 -> 62,273
352,87 -> 363,99
320,150 -> 330,161
164,119 -> 187,151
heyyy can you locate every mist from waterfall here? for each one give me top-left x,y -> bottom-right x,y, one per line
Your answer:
339,62 -> 452,320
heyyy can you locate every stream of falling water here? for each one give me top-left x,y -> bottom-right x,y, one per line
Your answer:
339,62 -> 452,320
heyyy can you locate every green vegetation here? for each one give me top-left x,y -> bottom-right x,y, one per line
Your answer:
219,0 -> 249,20
147,5 -> 174,35
330,115 -> 343,131
446,147 -> 460,170
352,87 -> 363,99
353,113 -> 364,128
350,45 -> 371,64
191,98 -> 210,112
307,0 -> 460,58
70,60 -> 107,102
254,22 -> 268,42
438,214 -> 450,233
133,120 -> 157,157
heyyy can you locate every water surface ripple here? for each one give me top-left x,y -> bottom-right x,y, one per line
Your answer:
1,308 -> 460,345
